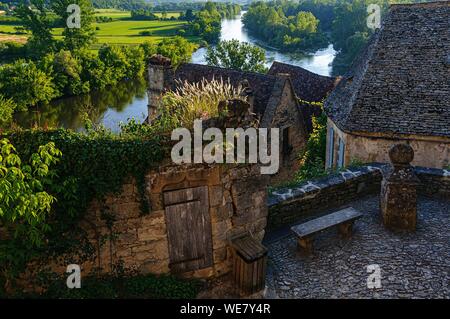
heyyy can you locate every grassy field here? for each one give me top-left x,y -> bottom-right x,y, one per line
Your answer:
0,9 -> 192,47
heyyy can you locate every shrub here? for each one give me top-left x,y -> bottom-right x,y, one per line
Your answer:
0,138 -> 61,291
0,95 -> 16,128
295,110 -> 328,182
160,78 -> 245,130
0,60 -> 58,110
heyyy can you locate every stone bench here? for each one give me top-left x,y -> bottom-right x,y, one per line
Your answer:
290,207 -> 363,254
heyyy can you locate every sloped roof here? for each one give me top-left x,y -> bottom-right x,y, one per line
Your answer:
172,63 -> 278,116
324,1 -> 450,138
268,61 -> 338,102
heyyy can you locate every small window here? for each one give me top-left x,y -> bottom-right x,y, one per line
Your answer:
327,128 -> 335,168
337,138 -> 345,168
282,127 -> 292,156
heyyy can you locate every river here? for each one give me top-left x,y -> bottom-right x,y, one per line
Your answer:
15,12 -> 336,132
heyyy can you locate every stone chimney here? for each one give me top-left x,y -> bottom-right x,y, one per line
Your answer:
380,144 -> 420,232
147,54 -> 173,124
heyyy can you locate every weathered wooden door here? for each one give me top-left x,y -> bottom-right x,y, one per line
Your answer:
163,186 -> 213,273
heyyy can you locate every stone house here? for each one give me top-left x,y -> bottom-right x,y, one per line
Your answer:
148,58 -> 337,183
324,1 -> 450,170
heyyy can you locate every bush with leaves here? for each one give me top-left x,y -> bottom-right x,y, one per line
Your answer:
295,110 -> 328,182
0,59 -> 58,111
0,95 -> 16,129
0,138 -> 61,292
206,39 -> 268,73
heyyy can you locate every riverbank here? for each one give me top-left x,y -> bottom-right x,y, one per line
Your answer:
14,12 -> 336,132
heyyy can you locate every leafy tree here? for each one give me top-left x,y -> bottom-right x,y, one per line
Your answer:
0,138 -> 61,291
40,50 -> 88,96
14,0 -> 56,57
206,40 -> 267,73
51,0 -> 96,51
0,60 -> 58,110
156,36 -> 196,66
243,1 -> 327,52
0,94 -> 16,129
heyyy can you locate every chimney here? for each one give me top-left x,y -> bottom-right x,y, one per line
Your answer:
147,54 -> 173,124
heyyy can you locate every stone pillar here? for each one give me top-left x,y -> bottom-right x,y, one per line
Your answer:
147,54 -> 172,124
380,144 -> 419,232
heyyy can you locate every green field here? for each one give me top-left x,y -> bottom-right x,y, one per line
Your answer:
0,10 -> 194,47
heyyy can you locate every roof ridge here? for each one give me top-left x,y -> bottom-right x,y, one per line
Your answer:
178,62 -> 277,80
390,0 -> 450,8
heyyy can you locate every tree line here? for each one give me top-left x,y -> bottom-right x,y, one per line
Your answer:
0,0 -> 197,129
243,0 -> 431,75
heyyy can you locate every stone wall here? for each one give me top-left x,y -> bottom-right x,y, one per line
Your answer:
327,119 -> 450,170
78,163 -> 269,279
416,166 -> 450,199
268,164 -> 450,230
268,164 -> 385,229
267,77 -> 308,185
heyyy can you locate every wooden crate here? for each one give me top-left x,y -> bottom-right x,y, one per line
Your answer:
230,236 -> 268,296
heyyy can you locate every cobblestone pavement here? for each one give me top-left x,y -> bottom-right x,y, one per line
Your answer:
264,196 -> 450,299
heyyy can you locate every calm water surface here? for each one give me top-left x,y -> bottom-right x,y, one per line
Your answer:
15,12 -> 336,132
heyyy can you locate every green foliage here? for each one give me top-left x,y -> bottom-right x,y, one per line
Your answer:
0,59 -> 58,111
243,1 -> 328,52
14,0 -> 57,57
295,110 -> 328,182
0,94 -> 16,128
0,126 -> 167,293
0,138 -> 61,290
23,270 -> 201,299
206,39 -> 268,73
149,36 -> 196,67
187,2 -> 241,44
51,0 -> 96,51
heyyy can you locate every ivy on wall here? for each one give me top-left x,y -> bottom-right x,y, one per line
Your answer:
1,127 -> 169,294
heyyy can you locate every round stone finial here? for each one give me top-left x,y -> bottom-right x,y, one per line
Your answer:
389,144 -> 414,165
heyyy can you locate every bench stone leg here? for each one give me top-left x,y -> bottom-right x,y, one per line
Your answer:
297,237 -> 313,254
338,221 -> 354,238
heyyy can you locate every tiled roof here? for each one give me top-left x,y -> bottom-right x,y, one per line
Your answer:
267,61 -> 338,102
324,1 -> 450,138
172,63 -> 277,116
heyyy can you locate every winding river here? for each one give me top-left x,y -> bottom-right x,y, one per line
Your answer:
15,12 -> 336,132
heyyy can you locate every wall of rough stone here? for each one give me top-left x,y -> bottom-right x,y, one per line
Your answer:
78,163 -> 269,280
268,164 -> 385,229
327,120 -> 450,170
416,166 -> 450,199
268,163 -> 450,230
268,78 -> 308,185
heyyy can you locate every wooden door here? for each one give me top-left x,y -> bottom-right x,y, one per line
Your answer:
163,186 -> 213,273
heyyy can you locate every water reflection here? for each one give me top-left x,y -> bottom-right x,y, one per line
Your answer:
14,77 -> 148,132
192,12 -> 336,77
15,12 -> 336,132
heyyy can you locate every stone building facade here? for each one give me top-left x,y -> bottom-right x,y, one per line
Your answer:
147,57 -> 337,184
324,2 -> 450,170
76,163 -> 269,279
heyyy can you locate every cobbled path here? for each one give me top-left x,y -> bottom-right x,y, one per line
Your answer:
265,196 -> 450,299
